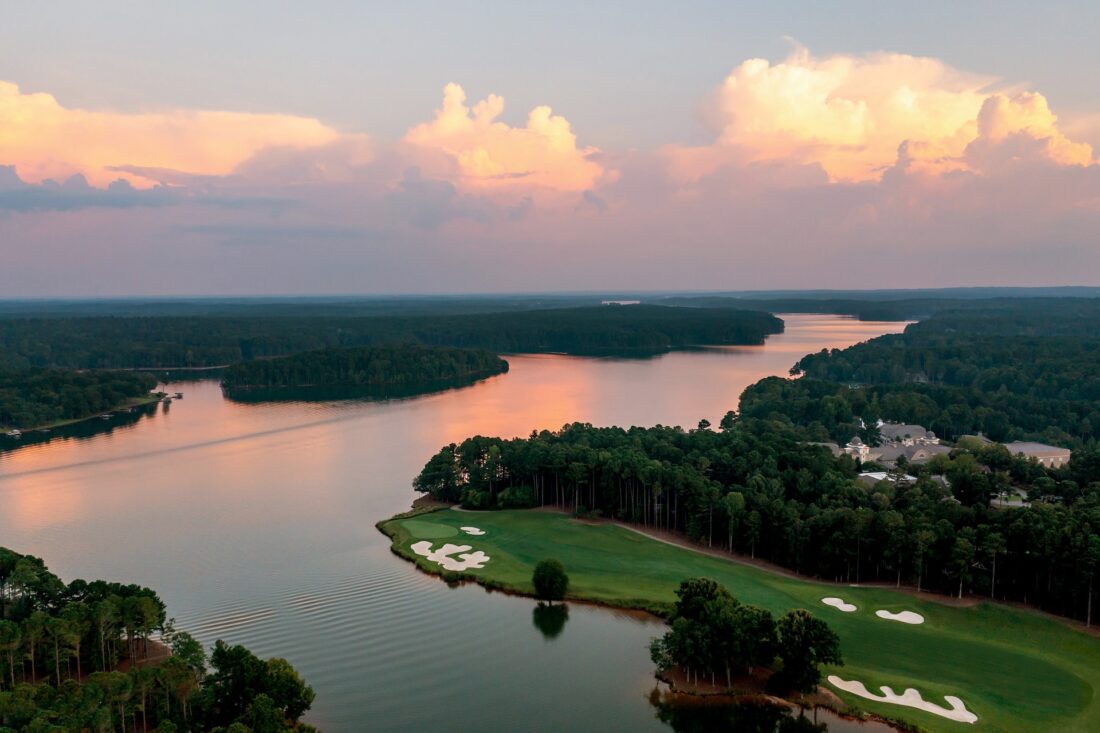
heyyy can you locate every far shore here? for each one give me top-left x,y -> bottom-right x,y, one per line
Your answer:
5,392 -> 165,434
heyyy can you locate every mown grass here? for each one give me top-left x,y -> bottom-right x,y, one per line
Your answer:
380,508 -> 1100,733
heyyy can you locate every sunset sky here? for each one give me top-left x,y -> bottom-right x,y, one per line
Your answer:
2,1 -> 1099,295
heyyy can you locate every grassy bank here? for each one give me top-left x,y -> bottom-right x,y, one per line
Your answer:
380,507 -> 1100,733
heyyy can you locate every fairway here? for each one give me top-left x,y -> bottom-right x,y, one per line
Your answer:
381,508 -> 1100,733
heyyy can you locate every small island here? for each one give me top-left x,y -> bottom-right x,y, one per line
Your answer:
221,344 -> 509,401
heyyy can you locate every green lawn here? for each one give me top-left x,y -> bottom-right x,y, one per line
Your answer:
380,508 -> 1100,733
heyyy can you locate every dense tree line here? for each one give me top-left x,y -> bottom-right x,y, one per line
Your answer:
0,548 -> 317,732
741,375 -> 1100,448
655,294 -> 1100,323
649,578 -> 841,694
413,418 -> 1100,624
0,306 -> 782,370
786,301 -> 1100,446
0,369 -> 158,431
221,345 -> 507,394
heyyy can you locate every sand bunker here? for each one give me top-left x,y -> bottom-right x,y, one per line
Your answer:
410,540 -> 490,571
875,609 -> 925,625
460,526 -> 486,536
822,597 -> 857,612
827,676 -> 977,724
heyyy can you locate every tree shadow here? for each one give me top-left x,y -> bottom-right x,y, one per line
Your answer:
648,691 -> 827,733
532,602 -> 569,640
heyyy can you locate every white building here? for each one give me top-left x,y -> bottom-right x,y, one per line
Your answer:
1003,441 -> 1072,468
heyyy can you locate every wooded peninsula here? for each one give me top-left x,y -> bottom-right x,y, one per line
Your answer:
0,369 -> 159,433
221,345 -> 508,397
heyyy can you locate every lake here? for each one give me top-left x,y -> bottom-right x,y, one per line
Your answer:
0,314 -> 905,732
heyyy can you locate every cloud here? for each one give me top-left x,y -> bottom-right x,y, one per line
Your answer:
667,47 -> 1095,187
0,80 -> 348,188
686,46 -> 994,182
232,136 -> 375,184
1,57 -> 1100,295
0,166 -> 180,211
402,83 -> 604,192
964,92 -> 1094,170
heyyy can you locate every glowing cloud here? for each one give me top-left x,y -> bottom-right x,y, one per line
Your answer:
966,92 -> 1094,169
403,83 -> 603,191
667,47 -> 1095,184
696,47 -> 993,181
0,81 -> 347,187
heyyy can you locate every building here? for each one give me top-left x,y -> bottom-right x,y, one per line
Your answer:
878,421 -> 939,446
1003,441 -> 1072,468
857,471 -> 917,487
874,443 -> 952,465
844,436 -> 871,460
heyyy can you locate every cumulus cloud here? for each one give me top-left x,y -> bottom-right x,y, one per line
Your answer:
686,46 -> 992,181
402,83 -> 604,192
667,47 -> 1095,188
965,92 -> 1094,170
0,81 -> 348,188
1,57 -> 1099,295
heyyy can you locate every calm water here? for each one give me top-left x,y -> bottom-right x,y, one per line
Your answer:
0,315 -> 904,732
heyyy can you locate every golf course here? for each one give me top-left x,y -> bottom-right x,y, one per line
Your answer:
381,507 -> 1100,733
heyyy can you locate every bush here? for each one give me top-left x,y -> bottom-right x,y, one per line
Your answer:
532,559 -> 569,603
498,485 -> 536,508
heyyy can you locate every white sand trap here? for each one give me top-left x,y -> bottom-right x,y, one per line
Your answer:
822,597 -> 857,612
875,609 -> 925,625
410,540 -> 491,571
828,676 -> 977,724
460,526 -> 486,536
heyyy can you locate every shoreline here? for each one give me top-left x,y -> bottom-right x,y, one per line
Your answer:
378,503 -> 913,732
407,499 -> 1100,634
4,392 -> 165,434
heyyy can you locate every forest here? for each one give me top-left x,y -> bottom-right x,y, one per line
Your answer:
410,300 -> 1100,625
654,294 -> 1100,322
784,300 -> 1100,446
0,548 -> 317,732
221,345 -> 508,394
0,369 -> 158,431
412,417 -> 1100,626
0,306 -> 783,370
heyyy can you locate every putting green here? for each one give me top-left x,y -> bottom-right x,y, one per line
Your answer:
382,508 -> 1100,733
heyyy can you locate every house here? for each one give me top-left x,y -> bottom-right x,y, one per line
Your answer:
878,421 -> 939,446
844,436 -> 871,460
1003,441 -> 1072,468
807,441 -> 843,457
903,444 -> 951,464
874,443 -> 951,465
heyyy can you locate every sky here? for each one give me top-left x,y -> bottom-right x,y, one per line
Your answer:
2,1 -> 1100,296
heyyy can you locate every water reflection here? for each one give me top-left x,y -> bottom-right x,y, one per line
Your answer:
532,602 -> 570,640
0,400 -> 160,455
649,693 -> 827,733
